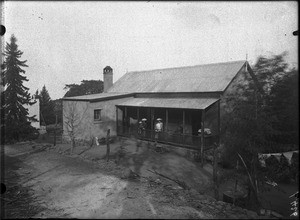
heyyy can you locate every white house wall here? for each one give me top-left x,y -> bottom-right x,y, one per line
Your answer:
62,96 -> 133,142
89,97 -> 133,138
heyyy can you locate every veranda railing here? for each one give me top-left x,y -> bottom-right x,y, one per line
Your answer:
117,125 -> 218,150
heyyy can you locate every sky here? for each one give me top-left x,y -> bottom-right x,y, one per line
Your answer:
2,1 -> 298,100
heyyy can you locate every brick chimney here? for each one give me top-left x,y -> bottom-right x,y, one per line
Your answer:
103,66 -> 113,93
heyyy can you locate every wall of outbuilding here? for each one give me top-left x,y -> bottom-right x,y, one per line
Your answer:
62,96 -> 133,143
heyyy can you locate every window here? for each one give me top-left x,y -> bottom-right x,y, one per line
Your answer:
94,109 -> 102,121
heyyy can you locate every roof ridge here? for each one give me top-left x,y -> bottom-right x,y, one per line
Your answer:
128,60 -> 246,74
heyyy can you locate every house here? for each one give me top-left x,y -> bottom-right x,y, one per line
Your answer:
62,60 -> 260,151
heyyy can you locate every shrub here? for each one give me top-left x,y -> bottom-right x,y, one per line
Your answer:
290,152 -> 299,181
265,155 -> 280,170
264,154 -> 295,183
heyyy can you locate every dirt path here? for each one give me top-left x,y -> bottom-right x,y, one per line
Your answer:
1,154 -> 46,218
2,142 -> 262,219
2,144 -> 210,218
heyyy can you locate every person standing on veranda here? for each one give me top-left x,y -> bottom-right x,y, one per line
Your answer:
141,118 -> 147,138
154,118 -> 163,140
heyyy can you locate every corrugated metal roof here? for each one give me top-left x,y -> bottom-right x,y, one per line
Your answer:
62,92 -> 134,101
108,60 -> 247,93
117,98 -> 219,110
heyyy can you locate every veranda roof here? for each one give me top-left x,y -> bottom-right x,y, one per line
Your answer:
116,97 -> 219,110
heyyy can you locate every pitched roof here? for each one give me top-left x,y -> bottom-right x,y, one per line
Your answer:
108,60 -> 247,93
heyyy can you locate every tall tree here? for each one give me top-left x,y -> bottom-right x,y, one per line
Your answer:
253,52 -> 289,95
266,68 -> 299,145
64,80 -> 103,97
1,34 -> 37,142
39,85 -> 55,125
221,52 -> 297,165
220,52 -> 298,211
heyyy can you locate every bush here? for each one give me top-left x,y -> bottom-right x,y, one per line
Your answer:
265,155 -> 280,170
27,129 -> 40,140
218,160 -> 234,169
264,154 -> 295,183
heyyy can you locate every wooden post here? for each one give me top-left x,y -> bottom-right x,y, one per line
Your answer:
106,129 -> 110,162
54,115 -> 57,146
201,109 -> 205,167
125,106 -> 128,134
151,108 -> 154,139
122,107 -> 125,134
137,108 -> 140,137
152,108 -> 155,129
116,107 -> 119,135
182,110 -> 185,144
166,109 -> 168,132
213,143 -> 219,200
218,100 -> 221,145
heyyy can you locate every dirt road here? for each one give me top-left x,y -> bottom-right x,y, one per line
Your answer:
1,142 -> 261,219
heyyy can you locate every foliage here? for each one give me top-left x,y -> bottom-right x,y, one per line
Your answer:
221,52 -> 298,167
1,34 -> 38,143
253,52 -> 289,94
63,80 -> 103,97
262,152 -> 299,184
266,68 -> 298,144
263,155 -> 290,183
220,52 -> 298,210
38,85 -> 55,125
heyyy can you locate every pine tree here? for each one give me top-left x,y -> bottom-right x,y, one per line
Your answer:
2,34 -> 37,142
39,85 -> 55,125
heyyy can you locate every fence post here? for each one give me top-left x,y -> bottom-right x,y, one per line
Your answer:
182,110 -> 185,145
116,107 -> 119,135
201,110 -> 205,167
54,115 -> 57,146
106,129 -> 110,162
213,143 -> 219,200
